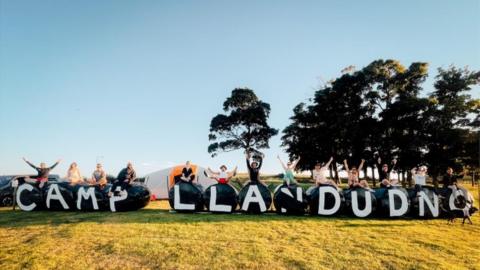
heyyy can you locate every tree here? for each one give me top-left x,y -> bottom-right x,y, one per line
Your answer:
208,88 -> 278,157
424,66 -> 480,186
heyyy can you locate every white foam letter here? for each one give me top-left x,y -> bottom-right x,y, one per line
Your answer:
418,191 -> 439,217
209,186 -> 232,212
173,184 -> 195,210
351,190 -> 373,217
388,189 -> 408,217
241,185 -> 267,212
16,184 -> 37,211
109,189 -> 128,212
318,186 -> 341,215
46,184 -> 69,210
77,187 -> 99,210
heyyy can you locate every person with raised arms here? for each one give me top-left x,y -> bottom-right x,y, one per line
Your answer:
66,162 -> 84,185
245,150 -> 265,185
378,157 -> 398,188
108,162 -> 136,197
89,163 -> 107,188
313,157 -> 337,187
277,155 -> 301,187
22,157 -> 61,188
344,158 -> 369,189
207,165 -> 238,184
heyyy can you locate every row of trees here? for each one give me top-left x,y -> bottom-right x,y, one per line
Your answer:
208,59 -> 480,187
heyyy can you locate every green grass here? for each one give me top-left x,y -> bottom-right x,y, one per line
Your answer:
0,182 -> 479,270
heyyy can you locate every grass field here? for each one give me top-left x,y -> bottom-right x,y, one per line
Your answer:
0,181 -> 479,270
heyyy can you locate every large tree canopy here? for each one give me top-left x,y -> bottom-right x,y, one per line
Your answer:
208,88 -> 278,157
282,60 -> 479,186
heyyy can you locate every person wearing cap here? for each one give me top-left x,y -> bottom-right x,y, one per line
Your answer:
108,162 -> 136,197
22,157 -> 61,188
207,165 -> 238,184
89,163 -> 107,188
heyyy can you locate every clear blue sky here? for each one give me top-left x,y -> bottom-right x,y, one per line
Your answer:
1,0 -> 479,176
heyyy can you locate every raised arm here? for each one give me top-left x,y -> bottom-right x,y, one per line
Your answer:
245,152 -> 252,170
358,159 -> 365,172
277,155 -> 287,170
23,157 -> 38,170
389,159 -> 397,173
291,156 -> 301,170
322,157 -> 334,170
343,159 -> 350,172
208,167 -> 219,176
257,153 -> 264,169
228,166 -> 238,179
49,159 -> 61,170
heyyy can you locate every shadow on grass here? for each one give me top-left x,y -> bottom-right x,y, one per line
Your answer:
0,207 -> 426,228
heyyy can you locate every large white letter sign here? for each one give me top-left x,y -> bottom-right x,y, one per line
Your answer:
388,189 -> 408,217
209,186 -> 232,212
16,184 -> 37,211
418,191 -> 439,217
241,185 -> 267,212
448,188 -> 469,212
351,190 -> 373,218
109,188 -> 128,212
279,187 -> 303,213
318,186 -> 341,215
77,187 -> 99,210
46,184 -> 69,210
173,184 -> 195,211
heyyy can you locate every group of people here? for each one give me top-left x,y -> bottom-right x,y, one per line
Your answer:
22,154 -> 466,194
22,158 -> 136,197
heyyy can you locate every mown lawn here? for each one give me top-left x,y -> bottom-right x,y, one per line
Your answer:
0,184 -> 479,270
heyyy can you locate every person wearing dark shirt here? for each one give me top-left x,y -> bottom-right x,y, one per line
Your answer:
378,157 -> 397,188
442,167 -> 463,188
23,157 -> 61,188
108,162 -> 136,197
246,151 -> 264,184
180,161 -> 196,183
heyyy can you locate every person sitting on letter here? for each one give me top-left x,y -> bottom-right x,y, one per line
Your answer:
277,155 -> 301,187
108,162 -> 136,197
207,165 -> 237,184
245,150 -> 265,185
378,157 -> 398,188
66,162 -> 84,185
89,163 -> 107,188
22,157 -> 61,188
344,159 -> 369,189
313,157 -> 338,188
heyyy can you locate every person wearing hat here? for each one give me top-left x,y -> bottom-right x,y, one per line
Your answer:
207,165 -> 238,184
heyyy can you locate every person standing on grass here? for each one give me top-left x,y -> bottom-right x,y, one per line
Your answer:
313,157 -> 337,187
89,163 -> 107,188
277,155 -> 301,187
344,159 -> 369,189
67,162 -> 84,185
108,162 -> 136,197
207,165 -> 237,184
22,157 -> 61,188
378,157 -> 398,188
246,150 -> 264,185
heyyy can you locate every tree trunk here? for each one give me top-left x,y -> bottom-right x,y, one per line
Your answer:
371,166 -> 376,187
400,170 -> 405,187
329,165 -> 333,179
333,164 -> 339,184
432,174 -> 438,188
